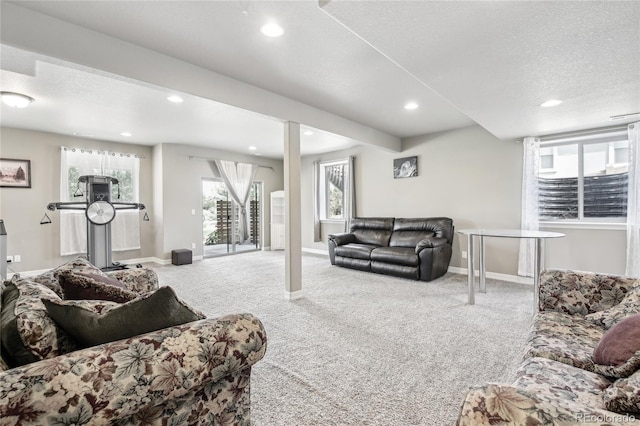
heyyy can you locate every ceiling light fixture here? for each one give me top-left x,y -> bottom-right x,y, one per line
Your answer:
404,102 -> 419,110
540,99 -> 562,108
120,132 -> 132,137
167,95 -> 184,103
248,146 -> 257,151
1,91 -> 35,108
610,112 -> 640,121
304,130 -> 314,136
261,22 -> 284,37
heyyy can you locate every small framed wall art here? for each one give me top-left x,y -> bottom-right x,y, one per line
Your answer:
0,158 -> 31,188
393,156 -> 418,179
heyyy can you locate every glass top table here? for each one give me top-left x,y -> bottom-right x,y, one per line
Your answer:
457,229 -> 565,309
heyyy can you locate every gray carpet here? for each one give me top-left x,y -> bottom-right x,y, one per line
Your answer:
153,251 -> 534,425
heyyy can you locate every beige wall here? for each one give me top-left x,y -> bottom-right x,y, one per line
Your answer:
154,143 -> 284,259
1,125 -> 628,277
0,128 -> 285,271
0,127 -> 155,272
301,125 -> 628,277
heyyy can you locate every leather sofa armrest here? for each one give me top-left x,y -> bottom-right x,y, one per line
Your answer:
328,233 -> 356,246
415,237 -> 448,253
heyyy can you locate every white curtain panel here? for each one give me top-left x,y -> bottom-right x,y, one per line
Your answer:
60,148 -> 141,256
312,161 -> 321,242
344,156 -> 356,232
627,122 -> 640,278
215,160 -> 258,243
104,153 -> 141,252
60,148 -> 103,256
518,137 -> 541,277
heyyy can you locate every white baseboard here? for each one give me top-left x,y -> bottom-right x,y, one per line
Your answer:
302,248 -> 329,256
448,266 -> 533,285
284,289 -> 304,300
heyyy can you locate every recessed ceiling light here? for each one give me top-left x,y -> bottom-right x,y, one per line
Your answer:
1,91 -> 34,108
167,95 -> 184,103
248,146 -> 257,151
404,102 -> 419,110
120,132 -> 132,137
540,99 -> 562,108
261,22 -> 284,37
304,130 -> 314,136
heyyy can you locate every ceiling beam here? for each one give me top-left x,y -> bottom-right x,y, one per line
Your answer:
0,3 -> 401,152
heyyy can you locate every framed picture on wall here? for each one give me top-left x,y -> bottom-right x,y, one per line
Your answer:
393,156 -> 418,178
0,158 -> 31,188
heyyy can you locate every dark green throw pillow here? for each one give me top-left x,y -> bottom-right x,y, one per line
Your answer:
43,286 -> 206,348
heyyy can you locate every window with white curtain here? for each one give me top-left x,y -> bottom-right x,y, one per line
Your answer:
60,147 -> 141,255
538,131 -> 629,223
319,159 -> 348,221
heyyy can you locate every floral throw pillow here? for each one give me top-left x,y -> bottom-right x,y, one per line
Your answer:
585,285 -> 640,330
30,256 -> 107,298
604,369 -> 640,414
58,271 -> 138,303
0,277 -> 77,367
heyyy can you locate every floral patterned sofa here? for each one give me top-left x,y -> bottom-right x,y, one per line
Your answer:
0,258 -> 267,425
458,269 -> 640,425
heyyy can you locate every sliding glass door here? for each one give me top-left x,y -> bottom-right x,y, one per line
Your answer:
202,178 -> 262,257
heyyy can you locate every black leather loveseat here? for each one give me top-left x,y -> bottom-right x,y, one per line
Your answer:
328,217 -> 454,282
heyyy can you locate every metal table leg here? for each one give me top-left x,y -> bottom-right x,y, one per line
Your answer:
467,234 -> 474,305
479,235 -> 486,293
533,238 -> 544,312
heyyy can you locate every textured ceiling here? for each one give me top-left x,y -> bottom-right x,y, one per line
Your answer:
1,0 -> 638,157
322,0 -> 640,139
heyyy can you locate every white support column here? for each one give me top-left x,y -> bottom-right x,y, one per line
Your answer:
284,121 -> 303,300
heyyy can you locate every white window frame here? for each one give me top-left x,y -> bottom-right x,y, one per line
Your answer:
538,130 -> 629,228
318,159 -> 348,222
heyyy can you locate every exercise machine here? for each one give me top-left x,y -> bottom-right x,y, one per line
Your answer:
45,175 -> 148,270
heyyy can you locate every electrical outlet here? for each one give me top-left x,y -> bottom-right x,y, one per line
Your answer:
191,242 -> 196,249
13,255 -> 21,263
6,256 -> 13,263
461,251 -> 467,259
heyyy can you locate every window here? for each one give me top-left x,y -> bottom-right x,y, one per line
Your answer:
538,131 -> 629,222
319,159 -> 347,220
60,147 -> 141,255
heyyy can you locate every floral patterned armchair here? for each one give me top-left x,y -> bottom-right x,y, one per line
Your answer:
0,259 -> 267,425
457,269 -> 640,425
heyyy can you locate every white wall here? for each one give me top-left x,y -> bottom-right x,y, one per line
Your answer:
301,125 -> 628,277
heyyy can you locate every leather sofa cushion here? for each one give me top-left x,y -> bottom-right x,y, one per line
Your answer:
390,230 -> 435,248
392,217 -> 454,245
350,217 -> 394,246
371,262 -> 419,280
335,257 -> 371,271
335,243 -> 378,260
370,247 -> 418,266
